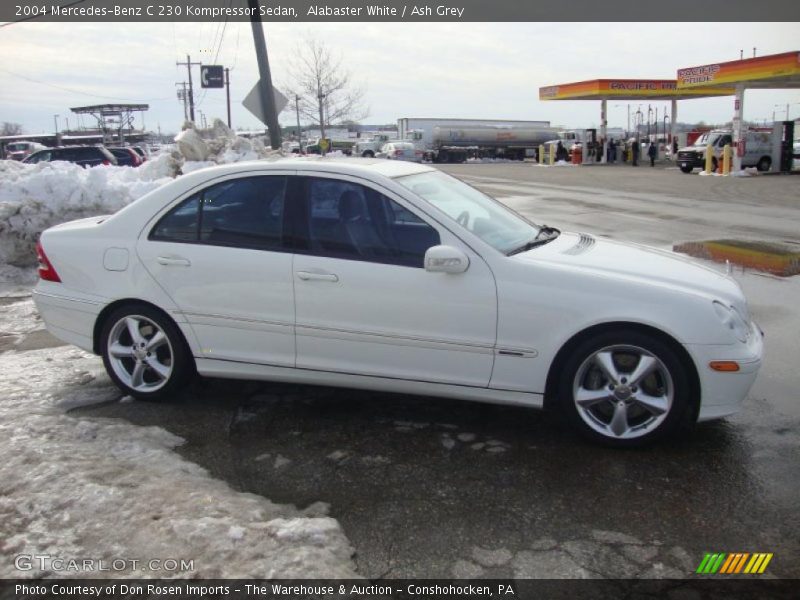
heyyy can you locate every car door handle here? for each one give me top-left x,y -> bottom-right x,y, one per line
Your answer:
296,271 -> 339,282
157,256 -> 191,267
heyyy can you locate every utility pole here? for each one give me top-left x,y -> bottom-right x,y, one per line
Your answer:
225,68 -> 232,128
176,54 -> 201,122
247,0 -> 282,149
295,94 -> 303,153
175,82 -> 189,121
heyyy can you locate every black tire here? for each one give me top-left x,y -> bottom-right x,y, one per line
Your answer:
756,156 -> 771,172
362,150 -> 374,158
679,164 -> 693,174
711,157 -> 718,172
99,303 -> 194,401
557,329 -> 693,447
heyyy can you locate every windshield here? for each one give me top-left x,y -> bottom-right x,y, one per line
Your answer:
394,170 -> 539,254
693,133 -> 720,147
7,143 -> 27,152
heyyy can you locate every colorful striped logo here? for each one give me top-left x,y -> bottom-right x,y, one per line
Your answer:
696,552 -> 773,574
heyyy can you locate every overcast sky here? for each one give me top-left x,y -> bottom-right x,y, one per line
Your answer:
0,21 -> 798,134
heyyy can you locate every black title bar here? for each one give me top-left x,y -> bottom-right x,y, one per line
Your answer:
3,0 -> 800,22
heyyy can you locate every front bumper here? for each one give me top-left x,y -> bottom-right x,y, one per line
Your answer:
685,321 -> 764,422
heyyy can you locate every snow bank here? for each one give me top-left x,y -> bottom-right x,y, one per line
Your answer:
0,120 -> 285,280
177,119 -> 283,167
0,330 -> 357,578
0,154 -> 180,271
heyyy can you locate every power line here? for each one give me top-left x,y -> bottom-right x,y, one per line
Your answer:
0,67 -> 172,102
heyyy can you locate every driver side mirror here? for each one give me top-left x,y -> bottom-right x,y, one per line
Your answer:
424,245 -> 469,274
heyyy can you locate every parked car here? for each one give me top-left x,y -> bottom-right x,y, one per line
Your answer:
23,145 -> 118,168
130,146 -> 150,162
378,142 -> 421,162
4,141 -> 46,161
108,147 -> 143,167
33,158 -> 763,446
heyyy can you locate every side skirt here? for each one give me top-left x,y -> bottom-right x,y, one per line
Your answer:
195,358 -> 544,409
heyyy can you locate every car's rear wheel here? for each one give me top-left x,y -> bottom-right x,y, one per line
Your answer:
100,304 -> 193,401
362,150 -> 374,158
558,330 -> 691,447
756,156 -> 771,172
679,164 -> 693,173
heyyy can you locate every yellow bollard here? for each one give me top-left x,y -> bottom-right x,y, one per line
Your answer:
704,144 -> 714,174
722,144 -> 731,175
539,144 -> 545,165
549,143 -> 555,166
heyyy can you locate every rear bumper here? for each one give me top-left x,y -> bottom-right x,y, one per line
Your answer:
32,284 -> 105,353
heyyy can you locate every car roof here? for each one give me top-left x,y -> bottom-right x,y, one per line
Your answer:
180,156 -> 434,181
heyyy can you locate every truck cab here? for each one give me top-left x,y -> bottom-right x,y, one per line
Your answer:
355,134 -> 392,157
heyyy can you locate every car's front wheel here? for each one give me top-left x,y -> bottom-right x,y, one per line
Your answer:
100,304 -> 193,401
558,330 -> 692,447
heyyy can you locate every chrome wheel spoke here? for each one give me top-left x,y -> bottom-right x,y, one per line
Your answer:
628,355 -> 658,386
632,391 -> 669,416
594,351 -> 621,384
125,317 -> 146,346
609,402 -> 630,437
109,342 -> 133,358
145,356 -> 171,381
146,331 -> 167,351
575,387 -> 612,408
130,361 -> 146,388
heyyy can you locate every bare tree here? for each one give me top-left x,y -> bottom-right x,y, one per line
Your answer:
286,36 -> 368,149
1,122 -> 23,136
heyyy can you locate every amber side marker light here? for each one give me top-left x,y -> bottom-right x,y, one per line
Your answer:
709,361 -> 741,372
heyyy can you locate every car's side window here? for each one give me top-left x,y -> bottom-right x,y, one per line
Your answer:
150,176 -> 286,250
151,195 -> 201,242
303,177 -> 440,268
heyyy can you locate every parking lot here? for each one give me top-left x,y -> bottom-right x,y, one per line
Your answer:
4,162 -> 799,579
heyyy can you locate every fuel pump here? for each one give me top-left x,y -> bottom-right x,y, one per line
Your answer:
779,121 -> 795,173
583,128 -> 597,164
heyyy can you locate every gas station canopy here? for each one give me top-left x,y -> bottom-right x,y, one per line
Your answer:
677,51 -> 800,90
539,79 -> 735,101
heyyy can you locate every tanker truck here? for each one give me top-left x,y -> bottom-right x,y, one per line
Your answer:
426,126 -> 560,163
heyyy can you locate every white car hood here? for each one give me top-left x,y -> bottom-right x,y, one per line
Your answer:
514,232 -> 745,307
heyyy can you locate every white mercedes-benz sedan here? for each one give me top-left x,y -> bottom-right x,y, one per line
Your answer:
33,158 -> 763,446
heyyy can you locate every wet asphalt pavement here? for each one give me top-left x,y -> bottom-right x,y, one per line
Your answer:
21,163 -> 800,578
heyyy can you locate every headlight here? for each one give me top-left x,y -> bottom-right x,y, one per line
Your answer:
712,301 -> 750,342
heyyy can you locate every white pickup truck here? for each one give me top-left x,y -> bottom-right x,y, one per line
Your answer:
354,134 -> 393,157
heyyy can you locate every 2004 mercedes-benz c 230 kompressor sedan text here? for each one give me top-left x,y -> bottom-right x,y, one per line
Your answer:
33,158 -> 763,446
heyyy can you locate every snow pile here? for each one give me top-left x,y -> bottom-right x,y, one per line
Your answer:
730,167 -> 759,177
0,157 -> 181,271
0,317 -> 358,578
0,120 -> 285,280
176,119 -> 284,168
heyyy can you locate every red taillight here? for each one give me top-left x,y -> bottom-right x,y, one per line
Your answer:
128,150 -> 142,166
395,149 -> 403,156
102,159 -> 111,166
36,240 -> 61,282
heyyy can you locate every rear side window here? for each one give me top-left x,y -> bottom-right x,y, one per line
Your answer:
150,176 -> 286,251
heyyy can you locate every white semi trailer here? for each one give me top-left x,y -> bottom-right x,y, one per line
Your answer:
425,125 -> 561,163
398,117 -> 550,148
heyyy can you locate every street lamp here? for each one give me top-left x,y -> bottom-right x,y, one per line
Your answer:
53,114 -> 60,135
614,104 -> 631,137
